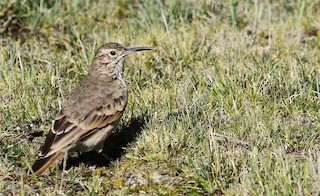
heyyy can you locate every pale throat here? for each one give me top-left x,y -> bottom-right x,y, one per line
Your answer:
90,57 -> 126,80
115,57 -> 125,78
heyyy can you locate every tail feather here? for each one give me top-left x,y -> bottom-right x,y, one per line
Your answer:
32,151 -> 64,175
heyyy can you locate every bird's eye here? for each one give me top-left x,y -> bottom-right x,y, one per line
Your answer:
109,51 -> 116,56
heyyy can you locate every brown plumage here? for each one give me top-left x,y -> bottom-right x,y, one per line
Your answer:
32,42 -> 152,175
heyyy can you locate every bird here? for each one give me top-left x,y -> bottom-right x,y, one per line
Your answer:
31,42 -> 153,175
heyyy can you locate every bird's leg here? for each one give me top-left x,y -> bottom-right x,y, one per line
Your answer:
63,151 -> 68,172
100,151 -> 112,161
58,152 -> 68,193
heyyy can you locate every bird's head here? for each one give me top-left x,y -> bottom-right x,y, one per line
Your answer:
90,42 -> 152,78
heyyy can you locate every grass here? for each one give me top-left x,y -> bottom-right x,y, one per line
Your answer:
0,0 -> 319,195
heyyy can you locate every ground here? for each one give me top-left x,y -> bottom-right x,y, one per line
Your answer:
0,0 -> 319,195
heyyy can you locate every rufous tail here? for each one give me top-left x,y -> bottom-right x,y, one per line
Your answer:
32,151 -> 64,175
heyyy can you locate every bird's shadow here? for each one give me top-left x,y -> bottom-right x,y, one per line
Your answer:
63,114 -> 149,169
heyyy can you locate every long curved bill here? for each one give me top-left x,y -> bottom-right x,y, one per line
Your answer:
123,47 -> 153,56
128,47 -> 153,52
122,46 -> 153,57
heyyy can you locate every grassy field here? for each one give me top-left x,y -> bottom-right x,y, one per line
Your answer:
0,0 -> 319,195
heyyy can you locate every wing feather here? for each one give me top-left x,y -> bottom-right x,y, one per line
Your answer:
32,95 -> 127,174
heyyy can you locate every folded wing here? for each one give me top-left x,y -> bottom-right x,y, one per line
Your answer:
31,95 -> 127,175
